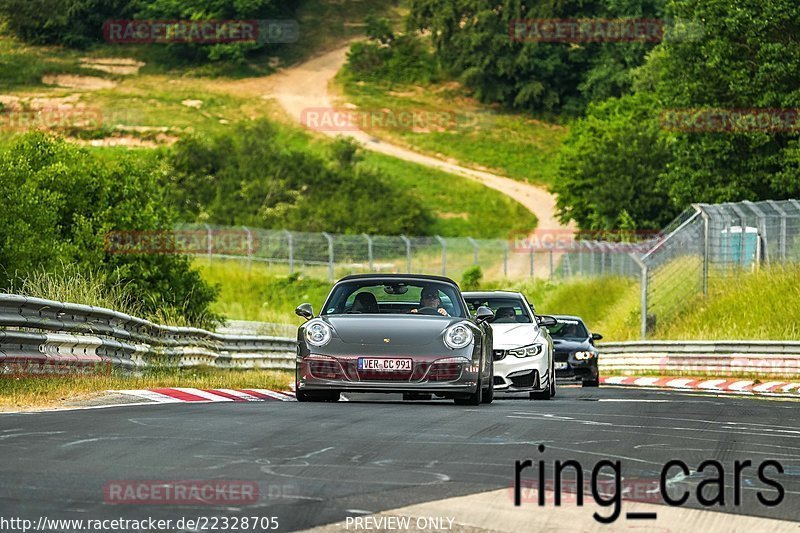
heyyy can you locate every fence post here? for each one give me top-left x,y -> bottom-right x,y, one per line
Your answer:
322,232 -> 334,282
767,200 -> 788,261
467,237 -> 479,265
701,209 -> 709,297
549,249 -> 554,279
243,226 -> 253,272
529,250 -> 534,277
630,253 -> 648,340
363,233 -> 373,272
434,236 -> 447,277
400,235 -> 411,273
284,230 -> 294,275
503,242 -> 509,278
204,223 -> 213,264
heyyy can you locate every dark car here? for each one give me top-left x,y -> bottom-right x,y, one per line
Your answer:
294,274 -> 495,405
549,315 -> 603,387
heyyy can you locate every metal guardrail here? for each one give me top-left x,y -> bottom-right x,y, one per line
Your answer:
2,292 -> 798,378
598,341 -> 800,376
0,295 -> 297,373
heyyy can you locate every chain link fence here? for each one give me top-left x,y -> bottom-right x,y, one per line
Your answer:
637,199 -> 800,339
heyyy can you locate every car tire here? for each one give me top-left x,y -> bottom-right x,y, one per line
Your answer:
481,381 -> 494,404
549,365 -> 557,398
455,378 -> 483,406
582,378 -> 600,388
530,368 -> 553,400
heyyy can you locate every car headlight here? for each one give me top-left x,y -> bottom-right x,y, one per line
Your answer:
574,351 -> 597,360
509,344 -> 543,358
305,320 -> 332,347
444,323 -> 474,350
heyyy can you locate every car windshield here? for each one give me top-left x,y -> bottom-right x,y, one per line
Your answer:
464,297 -> 532,324
322,280 -> 466,317
548,318 -> 589,339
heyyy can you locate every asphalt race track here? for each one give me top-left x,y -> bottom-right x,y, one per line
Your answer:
1,385 -> 798,531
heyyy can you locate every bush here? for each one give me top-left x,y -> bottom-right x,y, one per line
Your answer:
0,131 -> 219,327
0,0 -> 300,62
0,0 -> 133,47
553,92 -> 677,230
346,16 -> 439,84
460,265 -> 482,291
168,120 -> 433,235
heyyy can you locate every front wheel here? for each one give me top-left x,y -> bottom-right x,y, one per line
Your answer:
454,379 -> 483,406
530,368 -> 553,400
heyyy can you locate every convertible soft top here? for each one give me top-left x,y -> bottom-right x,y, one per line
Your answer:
337,273 -> 460,285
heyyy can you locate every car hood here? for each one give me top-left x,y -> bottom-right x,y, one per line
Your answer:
323,315 -> 464,346
490,323 -> 540,349
551,338 -> 593,352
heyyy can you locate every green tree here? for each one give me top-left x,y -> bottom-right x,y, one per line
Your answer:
553,92 -> 675,230
409,0 -> 665,115
169,120 -> 433,235
0,132 -> 219,326
637,0 -> 800,206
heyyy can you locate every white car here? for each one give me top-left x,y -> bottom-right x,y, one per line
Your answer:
463,291 -> 556,400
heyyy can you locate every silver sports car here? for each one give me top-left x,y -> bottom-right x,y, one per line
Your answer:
295,274 -> 495,405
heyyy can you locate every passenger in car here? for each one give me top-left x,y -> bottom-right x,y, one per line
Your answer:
350,292 -> 380,313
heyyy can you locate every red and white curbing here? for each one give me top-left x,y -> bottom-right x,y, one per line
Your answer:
114,388 -> 296,403
601,376 -> 800,396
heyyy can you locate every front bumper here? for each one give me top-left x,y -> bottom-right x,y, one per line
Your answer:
297,354 -> 479,395
554,354 -> 598,381
492,349 -> 548,392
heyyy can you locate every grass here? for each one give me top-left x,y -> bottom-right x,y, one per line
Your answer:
657,265 -> 800,340
490,276 -> 642,341
490,263 -> 800,342
334,69 -> 568,186
0,367 -> 293,410
9,264 -> 142,316
197,258 -> 332,326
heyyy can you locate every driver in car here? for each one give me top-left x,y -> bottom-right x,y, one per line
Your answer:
410,286 -> 450,316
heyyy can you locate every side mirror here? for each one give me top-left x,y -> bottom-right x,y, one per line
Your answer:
591,332 -> 603,341
537,315 -> 558,328
475,306 -> 494,323
295,303 -> 314,321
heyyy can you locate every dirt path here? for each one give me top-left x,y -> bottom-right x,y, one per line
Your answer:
219,44 -> 571,277
267,46 -> 570,234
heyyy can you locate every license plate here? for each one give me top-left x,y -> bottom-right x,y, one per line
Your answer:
555,362 -> 569,370
358,358 -> 412,371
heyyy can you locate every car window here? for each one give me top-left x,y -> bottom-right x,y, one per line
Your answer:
464,297 -> 532,324
323,280 -> 465,317
548,318 -> 589,339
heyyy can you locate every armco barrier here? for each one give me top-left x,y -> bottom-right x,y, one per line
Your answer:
598,340 -> 800,377
0,294 -> 296,374
2,293 -> 799,379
